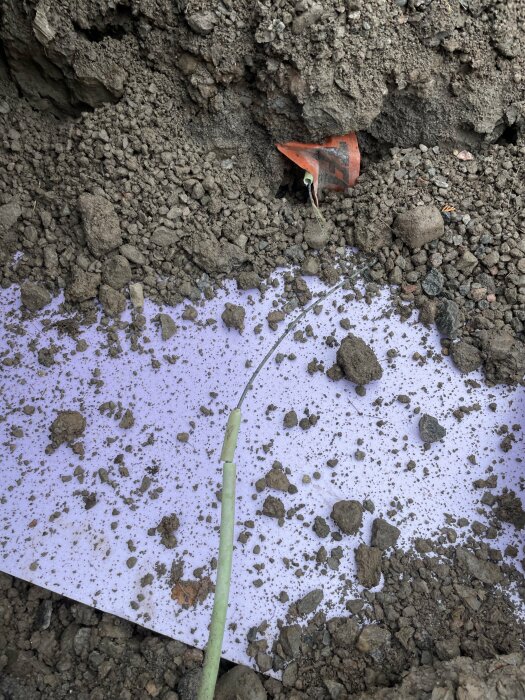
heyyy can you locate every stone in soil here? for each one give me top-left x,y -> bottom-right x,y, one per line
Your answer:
418,413 -> 446,443
78,194 -> 122,258
450,341 -> 483,374
101,255 -> 132,290
215,665 -> 266,700
435,299 -> 462,339
356,624 -> 391,654
394,205 -> 444,249
279,624 -> 302,659
99,285 -> 126,317
66,269 -> 100,303
304,219 -> 330,250
455,547 -> 502,585
371,518 -> 400,550
20,282 -> 51,312
336,334 -> 382,385
421,268 -> 444,297
221,302 -> 246,333
331,500 -> 363,535
50,410 -> 86,446
328,618 -> 360,649
355,543 -> 382,588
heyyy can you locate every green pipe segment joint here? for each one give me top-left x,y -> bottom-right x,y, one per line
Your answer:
220,409 -> 241,463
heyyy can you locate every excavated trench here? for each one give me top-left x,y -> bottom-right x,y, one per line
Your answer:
1,1 -> 525,698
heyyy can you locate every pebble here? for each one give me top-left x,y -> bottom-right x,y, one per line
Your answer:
418,413 -> 446,443
435,299 -> 462,338
422,269 -> 444,296
331,500 -> 363,535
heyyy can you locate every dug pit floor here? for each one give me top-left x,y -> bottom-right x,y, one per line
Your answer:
1,0 -> 525,698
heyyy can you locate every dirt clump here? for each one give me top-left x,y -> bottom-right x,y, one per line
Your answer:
221,302 -> 246,333
493,490 -> 525,530
20,282 -> 51,312
336,334 -> 383,386
262,495 -> 285,520
355,544 -> 382,588
394,205 -> 444,249
49,410 -> 86,447
155,513 -> 180,549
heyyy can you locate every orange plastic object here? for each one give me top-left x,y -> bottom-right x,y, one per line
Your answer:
276,133 -> 360,201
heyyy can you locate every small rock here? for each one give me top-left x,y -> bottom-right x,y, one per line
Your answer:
355,544 -> 382,588
292,3 -> 324,34
323,679 -> 346,700
157,313 -> 177,341
296,588 -> 323,616
129,282 -> 144,310
456,249 -> 478,273
237,271 -> 260,290
0,200 -> 22,233
418,413 -> 446,443
422,269 -> 444,296
456,547 -> 502,585
73,627 -> 91,656
177,668 -> 202,700
282,661 -> 298,688
279,624 -> 302,658
450,341 -> 482,374
371,518 -> 400,550
356,625 -> 391,653
336,334 -> 382,385
66,269 -> 100,302
329,618 -> 359,649
304,219 -> 329,249
120,244 -> 146,265
99,285 -> 126,317
436,299 -> 462,338
394,205 -> 444,249
20,282 -> 51,312
215,665 -> 266,700
186,11 -> 216,36
418,298 -> 437,326
101,255 -> 132,290
221,303 -> 245,333
331,500 -> 363,535
78,194 -> 122,258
